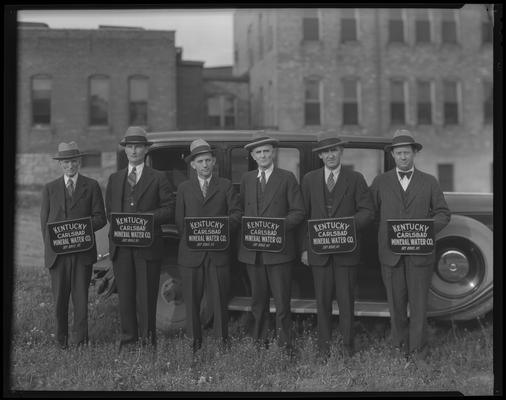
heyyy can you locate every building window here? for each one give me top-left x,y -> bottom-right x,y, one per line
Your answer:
81,151 -> 102,168
483,80 -> 493,125
304,78 -> 321,126
443,80 -> 460,125
31,75 -> 51,125
342,78 -> 359,125
415,9 -> 431,43
341,9 -> 358,42
416,80 -> 433,125
482,15 -> 493,44
129,76 -> 148,126
441,10 -> 458,44
207,95 -> 236,129
390,79 -> 406,125
438,163 -> 454,192
303,9 -> 319,41
388,9 -> 405,43
89,75 -> 109,126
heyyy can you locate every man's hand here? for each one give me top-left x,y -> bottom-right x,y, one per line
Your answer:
301,250 -> 309,266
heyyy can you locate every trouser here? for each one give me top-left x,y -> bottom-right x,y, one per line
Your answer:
179,254 -> 230,347
246,258 -> 292,348
113,247 -> 161,346
311,259 -> 357,353
381,257 -> 434,353
49,255 -> 92,346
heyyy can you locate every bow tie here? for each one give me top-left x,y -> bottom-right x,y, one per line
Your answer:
399,171 -> 412,180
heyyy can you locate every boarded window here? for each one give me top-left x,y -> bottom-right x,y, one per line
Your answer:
388,9 -> 405,43
441,10 -> 457,44
207,95 -> 236,129
303,10 -> 319,41
31,76 -> 51,125
438,163 -> 454,192
89,76 -> 109,126
415,9 -> 431,43
443,80 -> 459,125
342,79 -> 359,125
390,80 -> 406,125
341,9 -> 357,42
417,80 -> 432,125
129,76 -> 148,126
305,78 -> 321,126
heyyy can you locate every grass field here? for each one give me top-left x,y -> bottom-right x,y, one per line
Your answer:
7,200 -> 495,394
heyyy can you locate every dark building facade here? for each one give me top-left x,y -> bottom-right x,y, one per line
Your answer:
233,5 -> 494,192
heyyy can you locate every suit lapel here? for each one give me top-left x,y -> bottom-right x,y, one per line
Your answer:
190,176 -> 205,202
260,168 -> 282,215
56,177 -> 66,217
386,169 -> 404,204
135,166 -> 155,203
329,169 -> 348,216
113,169 -> 127,211
404,169 -> 424,208
203,175 -> 219,204
314,168 -> 327,216
249,171 -> 258,217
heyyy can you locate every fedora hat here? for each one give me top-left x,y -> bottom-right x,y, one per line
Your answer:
244,136 -> 279,151
385,129 -> 423,151
312,136 -> 348,153
185,138 -> 215,163
119,126 -> 153,146
52,141 -> 87,160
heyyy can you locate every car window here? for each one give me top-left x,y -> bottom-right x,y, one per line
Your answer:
147,147 -> 189,192
276,147 -> 301,182
230,147 -> 249,184
340,148 -> 384,186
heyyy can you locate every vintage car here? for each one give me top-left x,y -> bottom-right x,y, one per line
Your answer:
93,130 -> 493,330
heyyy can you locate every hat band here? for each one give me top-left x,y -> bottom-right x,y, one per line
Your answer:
123,135 -> 148,142
392,135 -> 415,145
191,145 -> 213,155
58,149 -> 81,157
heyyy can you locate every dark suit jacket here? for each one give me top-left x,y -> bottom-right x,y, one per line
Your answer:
238,167 -> 305,265
105,165 -> 174,261
370,168 -> 451,267
175,175 -> 242,267
40,174 -> 107,269
301,167 -> 374,266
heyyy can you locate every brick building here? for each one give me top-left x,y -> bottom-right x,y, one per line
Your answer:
233,5 -> 494,192
16,24 -> 249,187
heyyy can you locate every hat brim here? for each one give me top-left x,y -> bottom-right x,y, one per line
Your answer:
119,140 -> 153,147
184,148 -> 215,163
244,138 -> 279,151
312,141 -> 348,153
385,142 -> 423,151
53,152 -> 87,160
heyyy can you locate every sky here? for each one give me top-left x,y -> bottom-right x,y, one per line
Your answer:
17,9 -> 235,67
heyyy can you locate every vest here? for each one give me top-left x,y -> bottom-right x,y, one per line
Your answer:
64,185 -> 73,218
122,175 -> 138,212
324,178 -> 339,217
256,177 -> 264,214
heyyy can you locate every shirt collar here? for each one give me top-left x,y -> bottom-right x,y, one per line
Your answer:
324,165 -> 341,181
396,167 -> 414,178
257,163 -> 274,178
64,173 -> 78,186
198,174 -> 212,186
129,163 -> 144,176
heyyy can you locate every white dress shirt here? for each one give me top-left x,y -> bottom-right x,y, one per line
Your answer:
64,173 -> 78,188
324,164 -> 341,185
257,164 -> 274,183
128,163 -> 144,184
197,175 -> 212,192
396,167 -> 414,191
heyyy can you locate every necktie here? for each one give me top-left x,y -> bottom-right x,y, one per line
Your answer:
327,172 -> 335,192
128,167 -> 137,189
260,171 -> 266,193
399,171 -> 412,180
67,179 -> 74,197
202,179 -> 209,198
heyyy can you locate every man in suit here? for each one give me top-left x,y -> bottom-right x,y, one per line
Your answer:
41,141 -> 106,349
370,129 -> 450,361
300,137 -> 374,358
175,139 -> 242,353
238,136 -> 305,352
105,126 -> 174,351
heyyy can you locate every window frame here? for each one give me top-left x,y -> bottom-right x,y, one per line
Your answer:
304,77 -> 322,126
390,79 -> 407,126
302,9 -> 320,41
387,9 -> 407,44
128,75 -> 149,127
88,74 -> 110,127
31,74 -> 52,127
340,8 -> 359,43
441,9 -> 459,45
414,9 -> 432,44
342,77 -> 361,126
442,79 -> 461,126
416,79 -> 434,125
